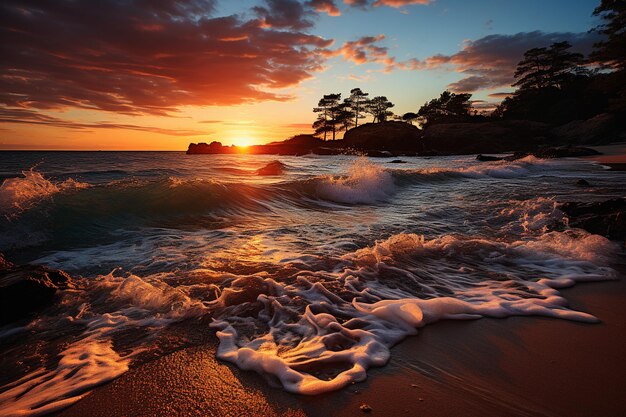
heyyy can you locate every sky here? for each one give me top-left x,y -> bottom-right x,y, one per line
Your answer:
0,0 -> 603,150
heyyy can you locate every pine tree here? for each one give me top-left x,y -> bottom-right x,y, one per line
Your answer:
345,88 -> 370,127
590,0 -> 626,70
367,96 -> 394,123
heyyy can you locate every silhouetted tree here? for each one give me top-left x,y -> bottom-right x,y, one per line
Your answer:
402,112 -> 418,124
336,102 -> 355,132
513,42 -> 585,91
345,88 -> 370,127
367,96 -> 394,122
417,91 -> 472,125
313,93 -> 341,140
590,0 -> 626,71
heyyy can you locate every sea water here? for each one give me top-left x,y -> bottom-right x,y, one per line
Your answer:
0,151 -> 624,415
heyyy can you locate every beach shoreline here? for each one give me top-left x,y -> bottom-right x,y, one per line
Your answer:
59,264 -> 626,417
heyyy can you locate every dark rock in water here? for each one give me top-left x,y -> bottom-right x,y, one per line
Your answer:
576,179 -> 592,187
364,150 -> 394,158
476,154 -> 504,162
560,198 -> 626,240
256,160 -> 286,176
389,159 -> 407,164
500,146 -> 602,162
532,145 -> 601,159
0,254 -> 73,325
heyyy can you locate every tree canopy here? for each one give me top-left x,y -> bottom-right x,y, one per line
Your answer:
590,0 -> 626,71
367,96 -> 395,123
417,91 -> 472,125
513,41 -> 586,91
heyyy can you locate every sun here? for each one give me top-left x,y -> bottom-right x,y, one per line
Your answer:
231,136 -> 256,148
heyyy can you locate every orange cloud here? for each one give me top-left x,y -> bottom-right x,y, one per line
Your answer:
0,0 -> 333,116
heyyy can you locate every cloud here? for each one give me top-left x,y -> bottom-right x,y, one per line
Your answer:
0,0 -> 333,115
254,0 -> 314,29
308,0 -> 341,16
344,0 -> 431,8
0,108 -> 207,136
422,31 -> 603,93
328,35 -> 423,72
488,92 -> 513,99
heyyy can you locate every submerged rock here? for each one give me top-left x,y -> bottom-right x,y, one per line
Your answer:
576,179 -> 592,187
476,154 -> 504,162
560,198 -> 626,240
389,159 -> 407,164
0,254 -> 73,325
532,145 -> 601,159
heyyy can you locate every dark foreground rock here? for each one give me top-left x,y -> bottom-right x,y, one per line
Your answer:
0,254 -> 73,325
560,198 -> 626,241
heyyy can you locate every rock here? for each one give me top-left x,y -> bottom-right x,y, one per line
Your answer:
0,255 -> 73,325
389,159 -> 407,164
559,198 -> 626,240
551,113 -> 621,145
576,179 -> 591,187
187,141 -> 233,155
359,404 -> 373,413
256,160 -> 286,176
343,121 -> 422,153
364,150 -> 394,158
421,120 -> 552,155
532,145 -> 601,158
476,154 -> 504,162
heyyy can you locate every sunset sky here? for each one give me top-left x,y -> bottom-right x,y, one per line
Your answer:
0,0 -> 602,150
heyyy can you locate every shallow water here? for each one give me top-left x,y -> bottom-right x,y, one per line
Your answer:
0,151 -> 625,415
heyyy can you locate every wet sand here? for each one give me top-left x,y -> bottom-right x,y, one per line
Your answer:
59,265 -> 626,417
583,142 -> 626,171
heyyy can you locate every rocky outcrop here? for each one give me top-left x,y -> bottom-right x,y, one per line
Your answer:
421,120 -> 552,155
559,198 -> 626,241
551,113 -> 623,145
342,122 -> 422,154
0,254 -> 73,325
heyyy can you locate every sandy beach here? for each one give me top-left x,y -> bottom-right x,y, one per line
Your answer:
59,264 -> 626,417
584,143 -> 626,171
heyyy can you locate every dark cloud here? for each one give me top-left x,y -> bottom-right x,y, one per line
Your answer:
0,0 -> 332,115
253,0 -> 314,30
424,31 -> 603,93
0,108 -> 207,136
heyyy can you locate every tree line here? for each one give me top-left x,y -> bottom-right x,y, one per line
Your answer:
312,0 -> 625,138
312,89 -> 395,140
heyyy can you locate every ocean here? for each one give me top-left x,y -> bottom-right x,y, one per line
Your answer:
0,151 -> 625,415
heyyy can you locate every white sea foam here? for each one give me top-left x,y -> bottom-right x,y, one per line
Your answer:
0,340 -> 129,417
0,169 -> 89,215
210,231 -> 617,395
315,158 -> 395,204
0,272 -> 207,417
